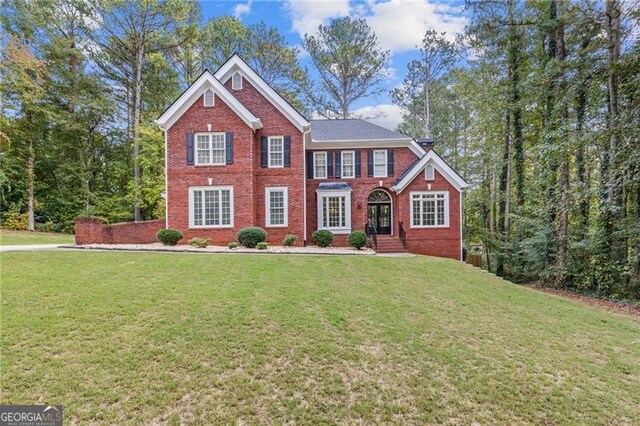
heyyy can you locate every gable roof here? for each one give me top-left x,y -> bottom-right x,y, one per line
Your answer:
214,54 -> 310,132
392,149 -> 469,193
310,119 -> 412,142
156,70 -> 262,130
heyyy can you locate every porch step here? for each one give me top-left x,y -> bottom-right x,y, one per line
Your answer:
373,235 -> 407,253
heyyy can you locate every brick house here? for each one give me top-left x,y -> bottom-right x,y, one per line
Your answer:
156,54 -> 468,259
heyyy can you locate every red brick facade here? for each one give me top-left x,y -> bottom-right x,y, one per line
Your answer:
75,217 -> 164,245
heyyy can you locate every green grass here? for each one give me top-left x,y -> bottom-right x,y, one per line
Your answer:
0,230 -> 74,245
1,252 -> 639,424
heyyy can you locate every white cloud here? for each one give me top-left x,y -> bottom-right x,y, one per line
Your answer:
286,0 -> 467,53
285,0 -> 350,37
352,104 -> 403,130
233,1 -> 252,19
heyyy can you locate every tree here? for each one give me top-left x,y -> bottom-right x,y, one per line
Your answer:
303,17 -> 389,118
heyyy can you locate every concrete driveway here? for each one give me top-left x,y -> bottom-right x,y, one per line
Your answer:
0,244 -> 66,252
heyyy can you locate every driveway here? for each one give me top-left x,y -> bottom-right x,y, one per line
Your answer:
0,244 -> 66,252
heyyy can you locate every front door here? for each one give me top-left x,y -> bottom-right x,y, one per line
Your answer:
367,204 -> 391,234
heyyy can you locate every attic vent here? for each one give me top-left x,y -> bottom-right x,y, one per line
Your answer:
203,89 -> 214,107
232,73 -> 243,90
425,164 -> 435,181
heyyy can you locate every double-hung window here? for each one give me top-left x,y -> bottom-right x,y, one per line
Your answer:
195,133 -> 225,165
341,151 -> 355,178
268,136 -> 284,168
411,191 -> 448,227
314,152 -> 327,179
373,150 -> 387,177
266,187 -> 288,227
317,190 -> 351,233
190,186 -> 233,228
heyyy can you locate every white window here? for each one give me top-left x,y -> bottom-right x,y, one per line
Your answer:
189,186 -> 233,228
317,190 -> 351,233
203,89 -> 214,107
266,187 -> 288,227
425,164 -> 435,181
268,136 -> 284,168
341,151 -> 355,178
411,191 -> 449,228
232,73 -> 243,90
195,133 -> 226,165
314,152 -> 327,179
373,150 -> 387,177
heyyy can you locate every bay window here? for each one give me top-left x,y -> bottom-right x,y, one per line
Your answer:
317,190 -> 351,233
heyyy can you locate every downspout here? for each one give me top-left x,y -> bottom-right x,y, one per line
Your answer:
459,189 -> 464,261
163,126 -> 169,229
302,128 -> 310,244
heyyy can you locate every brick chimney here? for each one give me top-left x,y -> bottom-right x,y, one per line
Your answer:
417,136 -> 434,151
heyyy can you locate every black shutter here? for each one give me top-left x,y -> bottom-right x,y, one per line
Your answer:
306,151 -> 314,178
367,150 -> 373,177
284,136 -> 291,167
327,151 -> 333,178
334,150 -> 341,178
260,136 -> 268,167
225,132 -> 233,164
186,133 -> 194,165
387,149 -> 394,176
355,150 -> 361,177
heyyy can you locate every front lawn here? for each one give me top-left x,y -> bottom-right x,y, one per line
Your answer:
0,230 -> 74,245
1,252 -> 639,424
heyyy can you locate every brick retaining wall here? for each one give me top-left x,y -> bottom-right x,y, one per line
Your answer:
75,217 -> 165,245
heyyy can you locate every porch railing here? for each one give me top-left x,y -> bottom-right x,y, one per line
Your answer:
399,221 -> 407,248
365,222 -> 378,250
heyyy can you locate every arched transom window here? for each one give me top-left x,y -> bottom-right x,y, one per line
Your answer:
368,190 -> 391,203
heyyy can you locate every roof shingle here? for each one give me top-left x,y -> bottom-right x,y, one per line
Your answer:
310,119 -> 412,142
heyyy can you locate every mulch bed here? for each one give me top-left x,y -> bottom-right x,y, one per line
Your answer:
530,286 -> 640,318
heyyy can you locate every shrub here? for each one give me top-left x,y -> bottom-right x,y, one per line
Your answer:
188,237 -> 210,248
348,230 -> 367,250
282,234 -> 297,247
228,242 -> 238,249
236,226 -> 267,248
2,211 -> 28,231
156,229 -> 184,246
257,242 -> 268,250
35,222 -> 55,233
312,229 -> 334,247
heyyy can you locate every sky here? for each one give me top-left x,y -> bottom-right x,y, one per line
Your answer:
199,0 -> 468,130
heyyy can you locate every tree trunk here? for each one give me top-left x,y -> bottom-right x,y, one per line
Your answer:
496,109 -> 511,277
27,137 -> 35,231
132,43 -> 144,222
508,0 -> 524,208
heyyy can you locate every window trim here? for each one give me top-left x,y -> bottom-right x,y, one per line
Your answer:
232,72 -> 243,90
267,136 -> 285,168
341,150 -> 355,179
188,185 -> 234,229
410,190 -> 449,229
265,186 -> 288,227
316,189 -> 352,234
314,151 -> 327,179
425,164 -> 435,181
194,132 -> 226,166
203,88 -> 214,107
373,149 -> 388,178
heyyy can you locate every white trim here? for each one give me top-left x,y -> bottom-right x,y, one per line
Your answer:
156,71 -> 262,130
303,129 -> 309,242
215,55 -> 310,132
265,187 -> 288,227
164,129 -> 169,229
308,139 -> 424,157
203,88 -> 214,107
267,136 -> 284,168
232,72 -> 243,90
409,191 -> 449,228
188,185 -> 234,229
194,132 -> 226,166
316,189 -> 352,234
459,192 -> 464,261
373,149 -> 388,178
313,151 -> 327,179
341,150 -> 355,179
392,150 -> 469,193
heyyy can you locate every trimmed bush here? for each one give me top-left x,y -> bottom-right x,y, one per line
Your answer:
348,230 -> 367,250
228,242 -> 238,249
156,229 -> 184,246
282,234 -> 297,247
312,229 -> 334,248
237,226 -> 267,248
188,237 -> 210,248
257,242 -> 268,250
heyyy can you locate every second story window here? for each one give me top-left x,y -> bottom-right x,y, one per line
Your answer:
268,136 -> 284,167
314,152 -> 327,179
195,133 -> 226,165
203,89 -> 214,107
341,151 -> 355,178
373,150 -> 387,177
